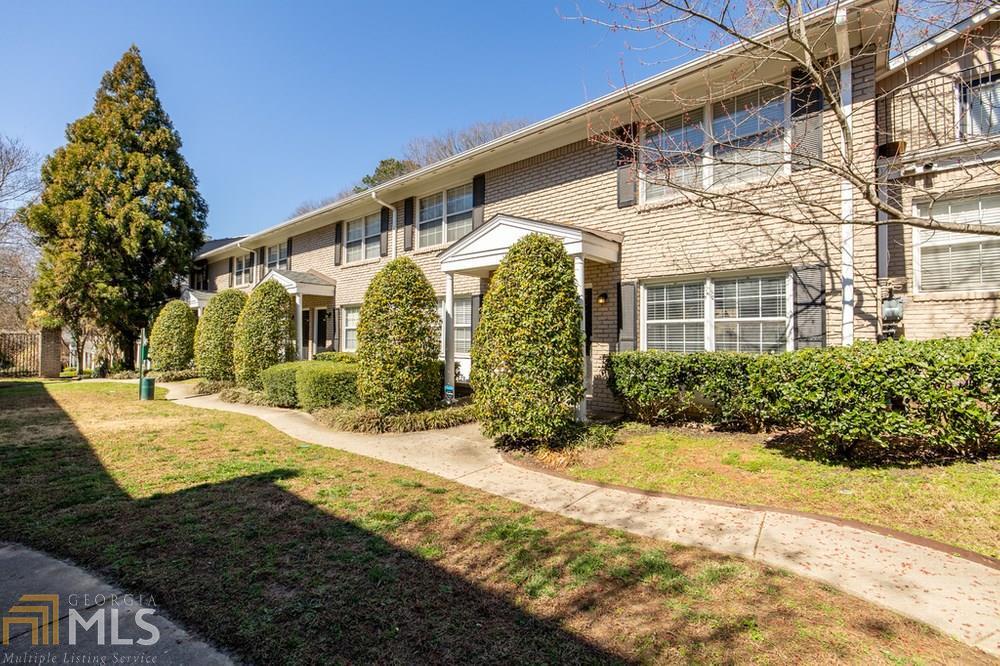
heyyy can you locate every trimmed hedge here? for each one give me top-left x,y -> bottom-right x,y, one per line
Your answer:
315,351 -> 357,363
260,360 -> 358,410
471,234 -> 583,445
195,289 -> 247,380
608,335 -> 1000,461
315,402 -> 476,434
357,257 -> 441,415
149,300 -> 197,371
973,318 -> 1000,335
233,280 -> 295,389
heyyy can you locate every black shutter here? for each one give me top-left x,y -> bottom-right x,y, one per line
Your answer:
472,174 -> 486,230
334,221 -> 343,266
286,238 -> 293,270
615,124 -> 638,208
617,282 -> 637,351
403,197 -> 415,251
791,68 -> 824,171
470,294 -> 482,346
380,207 -> 391,257
793,265 -> 827,348
228,257 -> 234,288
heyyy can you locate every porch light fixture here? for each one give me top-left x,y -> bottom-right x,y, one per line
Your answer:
597,293 -> 608,305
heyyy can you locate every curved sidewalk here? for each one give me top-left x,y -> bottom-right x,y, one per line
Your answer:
163,383 -> 1000,657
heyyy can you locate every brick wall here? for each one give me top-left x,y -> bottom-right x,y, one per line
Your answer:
39,328 -> 62,378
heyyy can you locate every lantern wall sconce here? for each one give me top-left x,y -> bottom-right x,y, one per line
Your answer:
596,293 -> 608,305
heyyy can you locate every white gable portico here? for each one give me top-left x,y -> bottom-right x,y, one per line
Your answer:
438,214 -> 621,419
257,269 -> 336,360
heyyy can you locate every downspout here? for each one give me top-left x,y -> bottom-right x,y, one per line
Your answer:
235,239 -> 259,283
371,191 -> 398,259
835,8 -> 855,346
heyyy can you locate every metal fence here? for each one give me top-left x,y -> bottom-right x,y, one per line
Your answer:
0,331 -> 40,378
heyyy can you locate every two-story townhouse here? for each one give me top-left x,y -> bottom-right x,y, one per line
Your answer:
876,5 -> 1000,337
183,0 -> 997,415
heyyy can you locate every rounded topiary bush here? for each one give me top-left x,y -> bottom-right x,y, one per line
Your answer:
149,300 -> 197,371
194,289 -> 247,380
357,257 -> 440,415
471,233 -> 583,445
233,279 -> 295,389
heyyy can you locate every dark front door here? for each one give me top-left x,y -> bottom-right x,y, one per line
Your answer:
316,309 -> 328,353
302,310 -> 311,359
584,288 -> 593,395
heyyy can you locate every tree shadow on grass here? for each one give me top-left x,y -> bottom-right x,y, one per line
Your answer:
0,382 -> 625,664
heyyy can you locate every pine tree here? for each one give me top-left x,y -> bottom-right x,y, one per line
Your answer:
26,45 -> 207,367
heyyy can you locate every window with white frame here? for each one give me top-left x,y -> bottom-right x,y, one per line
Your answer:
712,86 -> 787,187
266,243 -> 288,271
437,297 -> 473,355
346,213 -> 381,263
714,276 -> 787,353
643,110 -> 705,202
342,306 -> 360,352
645,282 -> 705,352
916,196 -> 1000,291
419,184 -> 473,247
965,72 -> 1000,137
234,252 -> 255,286
642,274 -> 789,354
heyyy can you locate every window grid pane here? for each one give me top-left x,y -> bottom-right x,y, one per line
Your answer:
714,276 -> 787,353
645,282 -> 705,352
918,197 -> 1000,291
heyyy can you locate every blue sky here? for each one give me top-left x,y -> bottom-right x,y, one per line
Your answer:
1,1 -> 678,239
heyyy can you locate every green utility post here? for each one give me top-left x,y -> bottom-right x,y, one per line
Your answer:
139,327 -> 155,400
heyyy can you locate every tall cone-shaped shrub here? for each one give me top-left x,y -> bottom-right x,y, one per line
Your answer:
357,258 -> 441,415
149,300 -> 197,370
195,289 -> 247,380
233,280 -> 294,389
471,233 -> 583,444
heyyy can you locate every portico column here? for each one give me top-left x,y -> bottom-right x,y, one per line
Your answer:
444,272 -> 456,401
573,254 -> 587,421
295,292 -> 304,360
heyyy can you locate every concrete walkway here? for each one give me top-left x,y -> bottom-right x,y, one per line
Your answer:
162,383 -> 1000,657
0,542 -> 232,664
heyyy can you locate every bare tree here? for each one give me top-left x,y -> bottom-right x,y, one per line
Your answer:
567,0 -> 1000,238
403,119 -> 532,166
0,136 -> 41,328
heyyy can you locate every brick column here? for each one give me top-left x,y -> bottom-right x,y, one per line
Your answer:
38,327 -> 63,378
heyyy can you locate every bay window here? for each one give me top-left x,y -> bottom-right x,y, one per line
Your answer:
916,196 -> 1000,292
643,110 -> 705,202
266,243 -> 288,271
342,306 -> 360,352
711,86 -> 787,187
234,252 -> 255,286
643,273 -> 789,353
346,212 -> 381,263
419,184 -> 474,247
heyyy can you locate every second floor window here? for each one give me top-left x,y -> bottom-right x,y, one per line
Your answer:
346,213 -> 381,263
712,86 -> 787,187
234,252 -> 254,286
419,184 -> 474,247
266,243 -> 288,271
966,72 -> 1000,137
643,110 -> 705,202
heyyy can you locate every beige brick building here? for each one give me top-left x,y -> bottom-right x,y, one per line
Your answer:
183,1 -> 1000,414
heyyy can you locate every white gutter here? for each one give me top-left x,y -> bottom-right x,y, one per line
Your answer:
836,7 -> 855,346
198,0 -> 879,262
371,191 -> 398,259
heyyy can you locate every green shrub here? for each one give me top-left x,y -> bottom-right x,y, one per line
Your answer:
315,351 -> 357,363
357,257 -> 441,415
260,363 -> 300,407
191,379 -> 234,396
149,300 -> 197,371
232,280 -> 295,390
296,362 -> 358,411
609,336 -> 1000,461
152,368 -> 200,382
471,234 -> 583,445
973,318 -> 1000,335
314,402 -> 476,433
195,289 -> 247,380
218,386 -> 278,407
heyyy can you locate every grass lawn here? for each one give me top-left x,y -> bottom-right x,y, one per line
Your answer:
525,425 -> 1000,560
0,381 -> 990,664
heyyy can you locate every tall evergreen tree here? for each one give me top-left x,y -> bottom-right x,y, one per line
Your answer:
25,45 -> 207,367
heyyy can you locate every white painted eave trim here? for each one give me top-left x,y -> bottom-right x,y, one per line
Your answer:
257,270 -> 336,297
